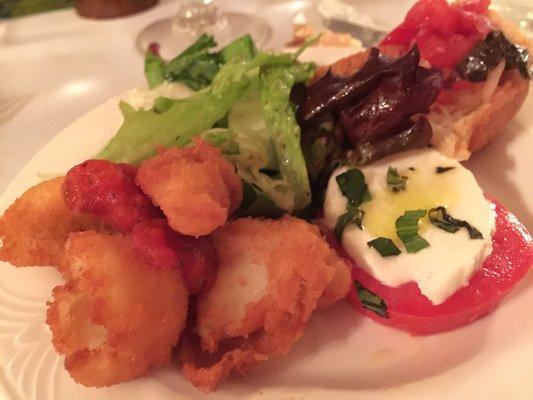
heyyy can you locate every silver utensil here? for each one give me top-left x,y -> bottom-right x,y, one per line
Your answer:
324,18 -> 386,47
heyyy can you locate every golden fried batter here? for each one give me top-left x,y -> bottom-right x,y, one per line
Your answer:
181,215 -> 350,392
47,231 -> 189,387
136,139 -> 243,237
0,177 -> 101,267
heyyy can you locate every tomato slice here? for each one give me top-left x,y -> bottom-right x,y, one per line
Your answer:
347,200 -> 532,335
380,0 -> 491,68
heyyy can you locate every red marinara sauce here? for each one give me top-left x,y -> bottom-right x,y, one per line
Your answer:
131,219 -> 218,295
381,0 -> 492,69
347,200 -> 532,335
63,159 -> 159,232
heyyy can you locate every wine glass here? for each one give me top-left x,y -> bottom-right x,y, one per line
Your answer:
136,0 -> 272,58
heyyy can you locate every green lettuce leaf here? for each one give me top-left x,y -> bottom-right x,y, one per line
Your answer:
98,52 -> 296,164
144,51 -> 166,89
101,41 -> 315,214
259,62 -> 315,210
145,34 -> 258,91
220,34 -> 256,62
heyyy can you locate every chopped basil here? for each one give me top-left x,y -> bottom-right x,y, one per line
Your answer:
396,209 -> 430,253
334,168 -> 371,241
336,168 -> 370,207
387,166 -> 408,192
428,207 -> 484,239
334,208 -> 365,241
356,282 -> 389,318
436,166 -> 455,174
367,237 -> 401,257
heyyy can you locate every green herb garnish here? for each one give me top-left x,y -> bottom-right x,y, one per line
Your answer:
367,237 -> 401,257
428,207 -> 484,239
396,210 -> 430,253
336,168 -> 370,206
387,166 -> 408,192
334,168 -> 371,240
334,207 -> 365,241
436,166 -> 455,174
356,282 -> 389,318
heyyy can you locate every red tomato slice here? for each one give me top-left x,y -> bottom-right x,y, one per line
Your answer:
347,200 -> 532,335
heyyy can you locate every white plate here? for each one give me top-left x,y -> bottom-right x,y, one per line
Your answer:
0,48 -> 532,400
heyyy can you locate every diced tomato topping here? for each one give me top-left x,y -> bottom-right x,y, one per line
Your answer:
381,0 -> 492,68
347,200 -> 532,335
458,0 -> 490,14
63,159 -> 160,232
131,218 -> 218,294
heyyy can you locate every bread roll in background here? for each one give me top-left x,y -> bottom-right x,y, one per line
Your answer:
76,0 -> 157,19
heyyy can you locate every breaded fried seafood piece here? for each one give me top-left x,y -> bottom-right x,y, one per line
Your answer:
0,177 -> 100,267
47,231 -> 189,387
137,138 -> 243,237
180,215 -> 351,392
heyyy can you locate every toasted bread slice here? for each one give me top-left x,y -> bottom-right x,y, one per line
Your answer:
428,68 -> 529,160
311,13 -> 530,160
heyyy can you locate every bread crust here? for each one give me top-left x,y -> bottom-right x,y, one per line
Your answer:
437,70 -> 529,159
429,11 -> 531,159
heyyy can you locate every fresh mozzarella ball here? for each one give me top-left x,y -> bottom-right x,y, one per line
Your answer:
324,148 -> 495,305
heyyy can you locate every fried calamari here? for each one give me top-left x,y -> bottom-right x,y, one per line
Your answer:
180,215 -> 350,392
136,138 -> 243,236
47,231 -> 189,387
0,177 -> 101,267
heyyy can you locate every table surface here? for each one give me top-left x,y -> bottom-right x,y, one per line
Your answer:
0,1 -> 322,398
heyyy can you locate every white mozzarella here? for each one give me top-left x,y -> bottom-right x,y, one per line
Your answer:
324,148 -> 495,305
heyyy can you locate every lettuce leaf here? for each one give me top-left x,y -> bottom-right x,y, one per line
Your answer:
98,52 -> 296,164
145,51 -> 166,89
144,34 -> 257,91
259,63 -> 315,210
204,62 -> 314,212
101,42 -> 314,213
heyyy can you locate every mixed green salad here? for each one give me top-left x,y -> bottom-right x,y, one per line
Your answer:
98,34 -> 317,216
98,34 -> 444,218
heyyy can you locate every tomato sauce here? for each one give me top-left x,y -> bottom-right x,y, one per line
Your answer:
63,159 -> 159,232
